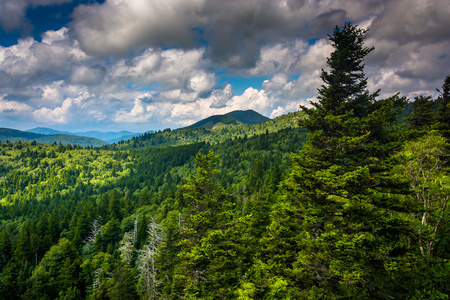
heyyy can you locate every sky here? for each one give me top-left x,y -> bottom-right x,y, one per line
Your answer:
0,0 -> 449,132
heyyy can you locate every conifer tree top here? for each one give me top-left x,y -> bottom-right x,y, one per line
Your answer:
301,22 -> 377,133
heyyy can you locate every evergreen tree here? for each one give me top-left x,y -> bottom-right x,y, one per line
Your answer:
406,95 -> 435,132
437,75 -> 450,139
177,150 -> 235,298
301,22 -> 378,132
260,23 -> 412,298
24,238 -> 81,299
107,263 -> 139,300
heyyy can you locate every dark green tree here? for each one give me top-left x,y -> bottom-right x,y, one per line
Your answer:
107,263 -> 139,300
258,23 -> 412,299
406,95 -> 435,131
437,75 -> 450,139
24,238 -> 81,299
301,22 -> 377,131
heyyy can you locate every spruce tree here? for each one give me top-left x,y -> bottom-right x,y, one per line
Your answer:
177,150 -> 235,298
262,23 -> 412,298
437,75 -> 450,139
301,22 -> 378,134
406,95 -> 435,132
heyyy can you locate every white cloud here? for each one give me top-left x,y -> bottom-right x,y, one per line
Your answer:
209,84 -> 235,108
38,81 -> 84,104
227,87 -> 270,113
71,65 -> 105,86
32,90 -> 91,124
262,73 -> 289,91
298,39 -> 333,71
0,94 -> 32,112
0,28 -> 89,87
110,48 -> 208,92
113,93 -> 158,123
270,101 -> 302,118
33,98 -> 73,124
188,72 -> 216,94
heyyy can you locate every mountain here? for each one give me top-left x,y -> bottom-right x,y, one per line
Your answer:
74,130 -> 144,143
1,128 -> 109,147
27,127 -> 73,135
225,110 -> 270,124
27,127 -> 145,143
115,110 -> 304,149
106,132 -> 152,144
188,110 -> 270,129
188,115 -> 240,129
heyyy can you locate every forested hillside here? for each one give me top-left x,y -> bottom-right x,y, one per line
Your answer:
0,23 -> 449,300
187,110 -> 270,128
0,128 -> 109,148
116,110 -> 304,149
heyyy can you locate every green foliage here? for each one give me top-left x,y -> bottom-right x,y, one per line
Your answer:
397,132 -> 450,261
115,110 -> 305,149
25,238 -> 81,299
177,150 -> 235,297
406,95 -> 436,136
0,128 -> 108,147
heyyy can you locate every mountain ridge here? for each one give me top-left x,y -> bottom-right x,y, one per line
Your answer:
0,128 -> 109,147
114,110 -> 304,149
188,109 -> 270,129
27,127 -> 144,143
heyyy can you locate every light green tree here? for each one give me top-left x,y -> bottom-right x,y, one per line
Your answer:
177,150 -> 235,298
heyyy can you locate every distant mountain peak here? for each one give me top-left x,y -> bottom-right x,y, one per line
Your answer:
188,110 -> 269,129
224,110 -> 270,124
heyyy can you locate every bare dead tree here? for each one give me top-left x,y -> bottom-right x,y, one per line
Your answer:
119,232 -> 134,265
138,218 -> 164,300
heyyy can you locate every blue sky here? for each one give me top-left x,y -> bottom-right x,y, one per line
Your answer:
0,0 -> 449,132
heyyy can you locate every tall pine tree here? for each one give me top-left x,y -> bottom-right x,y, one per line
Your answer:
261,23 -> 412,299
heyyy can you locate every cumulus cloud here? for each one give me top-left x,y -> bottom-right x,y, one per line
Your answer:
32,90 -> 91,124
71,65 -> 106,86
0,28 -> 89,88
209,84 -> 235,109
0,94 -> 32,112
270,101 -> 303,119
68,0 -> 383,68
247,40 -> 308,76
33,99 -> 74,124
110,48 -> 208,91
114,94 -> 158,123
